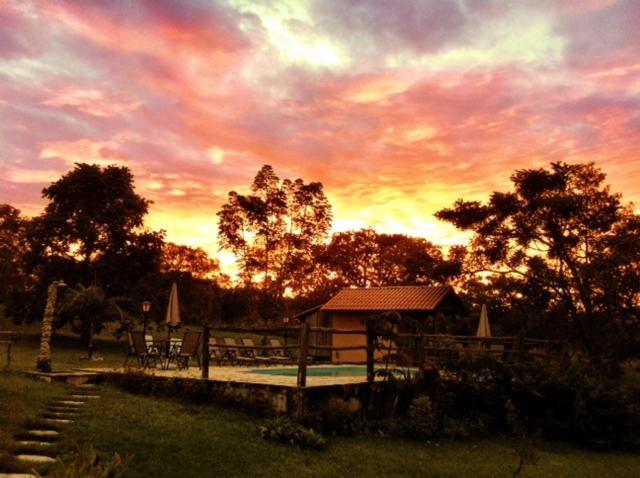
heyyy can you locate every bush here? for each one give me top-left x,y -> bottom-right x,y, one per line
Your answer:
35,443 -> 130,478
260,417 -> 327,450
406,395 -> 439,439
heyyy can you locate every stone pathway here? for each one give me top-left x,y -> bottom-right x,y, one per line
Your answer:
2,383 -> 102,477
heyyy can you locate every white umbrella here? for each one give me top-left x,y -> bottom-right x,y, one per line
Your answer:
476,304 -> 491,338
165,282 -> 181,338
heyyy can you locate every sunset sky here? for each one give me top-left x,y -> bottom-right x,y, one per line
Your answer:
1,0 -> 639,273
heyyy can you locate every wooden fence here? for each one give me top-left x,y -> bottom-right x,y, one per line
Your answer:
199,323 -> 564,388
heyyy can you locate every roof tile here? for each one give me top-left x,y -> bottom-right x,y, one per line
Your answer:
321,285 -> 454,312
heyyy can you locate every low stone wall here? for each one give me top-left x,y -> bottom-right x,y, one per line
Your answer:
103,370 -> 385,420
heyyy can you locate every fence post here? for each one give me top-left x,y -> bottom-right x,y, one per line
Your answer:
202,324 -> 210,379
517,334 -> 525,363
297,320 -> 310,388
366,325 -> 375,384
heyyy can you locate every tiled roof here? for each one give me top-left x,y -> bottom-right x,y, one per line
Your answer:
321,285 -> 455,312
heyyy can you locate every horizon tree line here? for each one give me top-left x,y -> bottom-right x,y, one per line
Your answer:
0,161 -> 638,362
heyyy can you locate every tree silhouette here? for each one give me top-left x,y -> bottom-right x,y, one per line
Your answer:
217,165 -> 331,321
437,161 -> 640,358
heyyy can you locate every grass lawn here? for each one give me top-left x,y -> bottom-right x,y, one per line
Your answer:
2,318 -> 640,477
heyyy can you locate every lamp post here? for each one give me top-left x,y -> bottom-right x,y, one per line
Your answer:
142,301 -> 151,336
36,280 -> 67,372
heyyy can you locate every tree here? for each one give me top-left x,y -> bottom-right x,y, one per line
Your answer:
59,284 -> 127,359
316,229 -> 462,288
0,204 -> 29,307
21,163 -> 164,315
162,242 -> 225,282
436,161 -> 640,358
217,165 -> 332,320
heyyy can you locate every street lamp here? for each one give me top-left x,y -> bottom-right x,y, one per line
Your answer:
36,280 -> 68,372
142,301 -> 151,336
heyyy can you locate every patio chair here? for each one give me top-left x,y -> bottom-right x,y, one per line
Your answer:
241,338 -> 271,366
175,331 -> 202,370
208,337 -> 225,365
224,337 -> 253,366
129,331 -> 159,369
269,339 -> 294,364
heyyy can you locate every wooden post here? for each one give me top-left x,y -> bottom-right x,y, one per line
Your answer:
517,334 -> 525,363
202,324 -> 210,379
297,320 -> 310,388
366,325 -> 375,384
6,342 -> 11,368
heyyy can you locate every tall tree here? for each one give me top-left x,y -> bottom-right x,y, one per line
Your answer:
217,165 -> 332,320
0,204 -> 29,307
436,161 -> 640,358
25,163 -> 164,298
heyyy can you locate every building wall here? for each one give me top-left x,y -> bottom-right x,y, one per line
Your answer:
329,313 -> 367,363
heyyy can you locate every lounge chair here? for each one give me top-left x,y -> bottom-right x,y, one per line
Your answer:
241,338 -> 271,366
224,337 -> 253,366
208,337 -> 225,365
269,339 -> 294,364
174,331 -> 202,370
129,331 -> 159,369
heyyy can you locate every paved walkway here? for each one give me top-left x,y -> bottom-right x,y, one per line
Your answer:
81,364 -> 378,387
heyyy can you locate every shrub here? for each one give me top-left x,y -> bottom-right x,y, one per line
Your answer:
260,417 -> 327,450
406,395 -> 439,439
35,443 -> 130,478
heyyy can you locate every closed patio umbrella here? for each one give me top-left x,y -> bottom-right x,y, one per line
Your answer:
476,304 -> 491,338
165,282 -> 181,339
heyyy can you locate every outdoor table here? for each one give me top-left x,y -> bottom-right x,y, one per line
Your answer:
153,338 -> 182,370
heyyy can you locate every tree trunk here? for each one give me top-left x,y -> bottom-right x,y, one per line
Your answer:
36,283 -> 59,372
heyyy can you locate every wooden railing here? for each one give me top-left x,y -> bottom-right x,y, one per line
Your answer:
199,323 -> 564,388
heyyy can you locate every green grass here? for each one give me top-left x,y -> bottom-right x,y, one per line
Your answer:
2,318 -> 640,477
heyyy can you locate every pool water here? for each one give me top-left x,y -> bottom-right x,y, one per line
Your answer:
247,366 -> 367,377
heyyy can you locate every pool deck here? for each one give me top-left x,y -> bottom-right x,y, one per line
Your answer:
78,364 -> 381,388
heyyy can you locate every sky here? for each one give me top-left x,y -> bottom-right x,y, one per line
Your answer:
1,0 -> 639,273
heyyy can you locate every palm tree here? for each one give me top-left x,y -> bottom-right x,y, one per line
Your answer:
59,284 -> 127,359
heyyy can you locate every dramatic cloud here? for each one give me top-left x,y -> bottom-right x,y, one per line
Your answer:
1,0 -> 639,273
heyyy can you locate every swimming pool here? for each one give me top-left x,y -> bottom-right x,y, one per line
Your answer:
247,366 -> 367,377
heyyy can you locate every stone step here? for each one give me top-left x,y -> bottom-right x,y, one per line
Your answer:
0,473 -> 38,477
42,418 -> 74,425
15,454 -> 56,464
68,394 -> 100,399
14,440 -> 56,448
38,412 -> 78,420
53,400 -> 85,406
24,430 -> 60,438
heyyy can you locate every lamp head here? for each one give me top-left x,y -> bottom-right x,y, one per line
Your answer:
142,301 -> 151,313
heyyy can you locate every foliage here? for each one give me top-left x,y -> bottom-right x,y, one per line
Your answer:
35,443 -> 131,478
407,395 -> 439,439
162,242 -> 227,283
259,417 -> 328,450
0,204 -> 30,307
11,163 -> 164,323
217,165 -> 331,320
313,228 -> 463,289
58,284 -> 129,358
505,400 -> 538,478
437,161 -> 640,359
